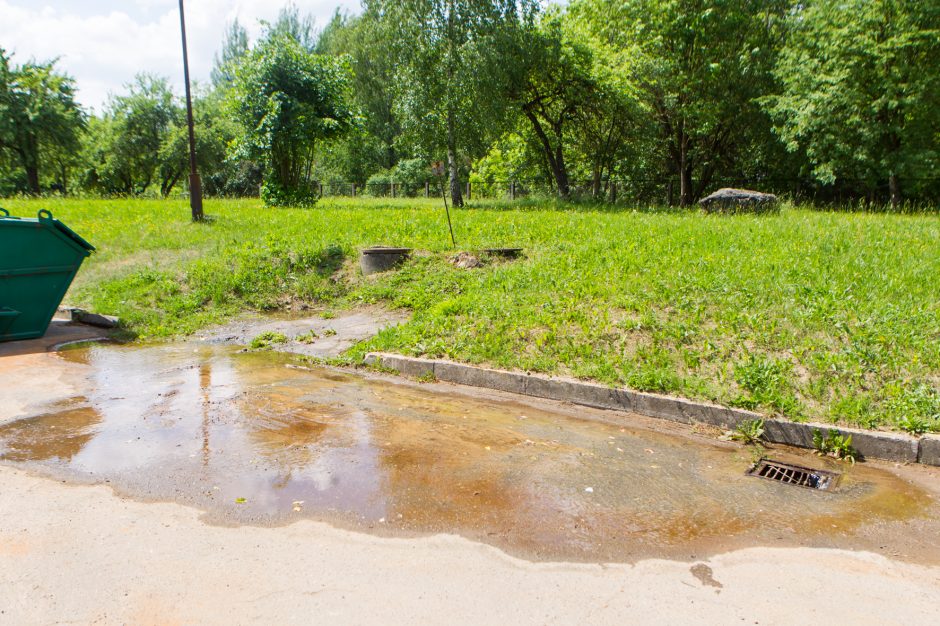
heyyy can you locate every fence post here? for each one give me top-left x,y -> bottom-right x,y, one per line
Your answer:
466,182 -> 471,200
391,182 -> 396,198
352,183 -> 356,197
610,181 -> 617,204
318,182 -> 324,198
509,181 -> 515,201
425,182 -> 430,198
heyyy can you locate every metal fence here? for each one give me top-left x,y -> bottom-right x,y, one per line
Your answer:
295,177 -> 940,208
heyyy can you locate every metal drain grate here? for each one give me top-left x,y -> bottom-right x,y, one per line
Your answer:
747,459 -> 840,491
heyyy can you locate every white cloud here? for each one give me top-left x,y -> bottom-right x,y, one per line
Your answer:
0,0 -> 360,111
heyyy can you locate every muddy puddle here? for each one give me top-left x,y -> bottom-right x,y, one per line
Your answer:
2,343 -> 939,564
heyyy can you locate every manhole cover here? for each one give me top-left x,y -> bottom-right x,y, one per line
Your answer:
747,458 -> 840,491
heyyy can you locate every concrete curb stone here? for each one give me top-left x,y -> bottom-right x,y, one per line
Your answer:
363,352 -> 932,466
364,353 -> 435,378
525,376 -> 624,412
628,392 -> 692,424
67,308 -> 120,329
762,419 -> 816,448
843,428 -> 919,463
436,362 -> 528,395
918,435 -> 940,465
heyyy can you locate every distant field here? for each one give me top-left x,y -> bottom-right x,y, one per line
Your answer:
3,197 -> 938,433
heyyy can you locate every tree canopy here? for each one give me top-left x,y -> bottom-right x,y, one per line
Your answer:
229,33 -> 358,206
1,0 -> 938,208
0,49 -> 84,194
767,0 -> 940,208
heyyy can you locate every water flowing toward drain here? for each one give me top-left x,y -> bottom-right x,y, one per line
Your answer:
0,342 -> 936,563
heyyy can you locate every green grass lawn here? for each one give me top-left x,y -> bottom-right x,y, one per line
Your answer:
4,196 -> 939,434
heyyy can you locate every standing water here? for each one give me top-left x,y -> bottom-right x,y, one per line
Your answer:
1,343 -> 937,563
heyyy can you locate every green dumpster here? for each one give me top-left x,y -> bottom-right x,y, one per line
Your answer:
0,207 -> 95,342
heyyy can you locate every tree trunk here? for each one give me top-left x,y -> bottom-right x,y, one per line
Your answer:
447,107 -> 463,208
679,166 -> 693,207
522,108 -> 571,199
888,173 -> 900,210
162,172 -> 181,197
674,123 -> 694,207
678,137 -> 694,207
553,142 -> 570,199
26,165 -> 40,195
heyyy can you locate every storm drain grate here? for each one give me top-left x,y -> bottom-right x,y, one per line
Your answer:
747,458 -> 840,491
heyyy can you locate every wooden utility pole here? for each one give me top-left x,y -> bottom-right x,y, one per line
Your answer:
178,0 -> 203,221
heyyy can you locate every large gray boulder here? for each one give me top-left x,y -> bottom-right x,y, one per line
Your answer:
698,188 -> 779,214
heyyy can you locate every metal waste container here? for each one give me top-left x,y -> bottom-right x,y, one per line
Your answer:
0,208 -> 95,342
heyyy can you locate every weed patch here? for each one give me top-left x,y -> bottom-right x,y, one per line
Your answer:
249,331 -> 289,350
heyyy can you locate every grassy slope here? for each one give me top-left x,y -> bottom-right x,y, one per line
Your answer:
4,197 -> 939,433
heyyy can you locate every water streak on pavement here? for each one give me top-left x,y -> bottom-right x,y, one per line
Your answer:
1,343 -> 937,563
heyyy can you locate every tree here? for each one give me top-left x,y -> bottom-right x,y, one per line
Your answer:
229,33 -> 358,206
211,19 -> 249,89
510,13 -> 598,198
158,90 -> 235,197
766,0 -> 940,208
316,9 -> 402,182
571,88 -> 641,200
571,0 -> 790,205
266,2 -> 318,51
83,75 -> 177,194
376,0 -> 537,207
0,49 -> 84,194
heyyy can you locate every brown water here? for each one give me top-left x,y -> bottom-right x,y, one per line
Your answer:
1,343 -> 938,563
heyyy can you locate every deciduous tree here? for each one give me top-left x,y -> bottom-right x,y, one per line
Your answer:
571,0 -> 790,205
510,13 -> 598,198
83,74 -> 177,194
376,0 -> 537,207
230,33 -> 357,206
0,50 -> 84,194
766,0 -> 940,208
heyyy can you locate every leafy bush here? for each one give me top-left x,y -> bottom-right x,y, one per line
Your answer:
365,170 -> 393,196
230,33 -> 357,208
261,181 -> 319,207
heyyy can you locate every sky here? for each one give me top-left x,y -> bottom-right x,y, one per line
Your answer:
0,1 -> 362,112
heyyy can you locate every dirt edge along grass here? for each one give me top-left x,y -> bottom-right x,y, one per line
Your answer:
5,196 -> 937,434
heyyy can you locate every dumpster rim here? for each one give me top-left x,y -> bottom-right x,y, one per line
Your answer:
38,209 -> 96,252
